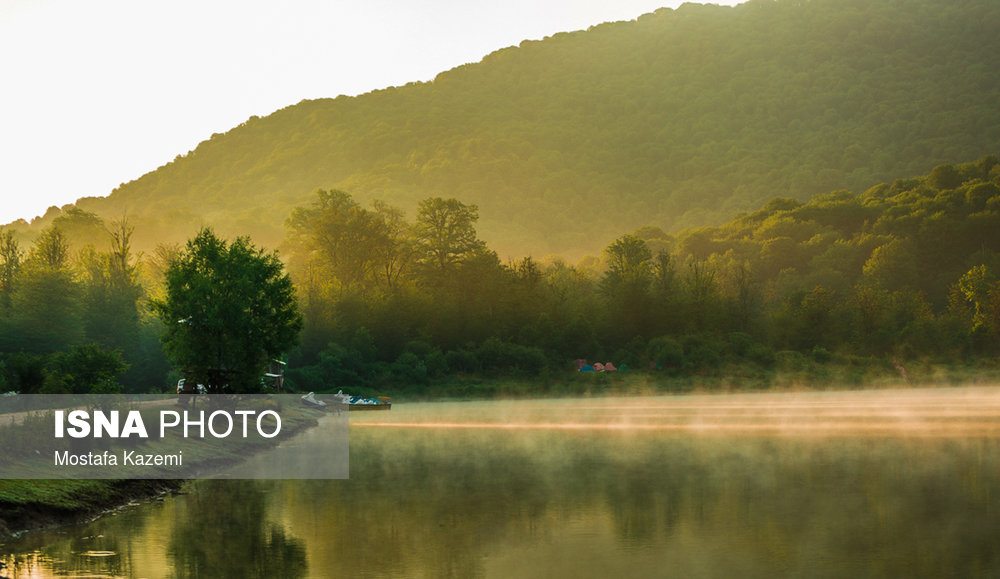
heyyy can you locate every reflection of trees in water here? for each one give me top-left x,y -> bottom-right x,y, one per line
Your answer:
0,494 -> 158,578
285,429 -> 1000,577
9,427 -> 999,577
2,551 -> 127,578
168,480 -> 307,578
283,430 -> 687,575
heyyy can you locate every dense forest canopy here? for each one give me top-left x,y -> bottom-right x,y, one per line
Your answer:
3,158 -> 999,395
6,0 -> 1000,258
273,157 -> 1000,394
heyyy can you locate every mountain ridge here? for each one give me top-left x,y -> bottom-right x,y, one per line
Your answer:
7,0 -> 1000,258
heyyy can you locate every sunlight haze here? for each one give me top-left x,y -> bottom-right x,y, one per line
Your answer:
0,0 -> 746,226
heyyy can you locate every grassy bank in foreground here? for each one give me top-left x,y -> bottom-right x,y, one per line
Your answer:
0,402 -> 325,540
0,479 -> 182,541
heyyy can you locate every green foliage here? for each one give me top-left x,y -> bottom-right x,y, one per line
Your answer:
0,344 -> 128,394
602,235 -> 653,288
956,265 -> 1000,340
283,155 -> 1000,392
648,336 -> 683,371
445,349 -> 479,374
928,164 -> 963,191
52,207 -> 110,253
2,227 -> 84,353
28,226 -> 70,269
862,239 -> 919,292
78,218 -> 143,354
3,152 -> 1000,396
46,343 -> 128,394
413,197 -> 486,279
2,353 -> 45,393
601,235 -> 655,342
285,190 -> 413,296
151,228 -> 302,393
475,337 -> 546,377
0,228 -> 22,314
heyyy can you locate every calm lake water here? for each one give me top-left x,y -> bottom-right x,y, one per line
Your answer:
3,387 -> 1000,578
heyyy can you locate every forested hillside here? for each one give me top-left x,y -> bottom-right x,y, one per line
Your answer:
7,0 -> 1000,258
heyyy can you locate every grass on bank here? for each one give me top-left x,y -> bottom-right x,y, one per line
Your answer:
0,400 -> 325,538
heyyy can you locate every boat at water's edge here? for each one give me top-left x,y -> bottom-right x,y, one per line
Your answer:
303,391 -> 392,411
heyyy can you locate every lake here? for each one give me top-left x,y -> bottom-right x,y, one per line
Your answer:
3,387 -> 1000,578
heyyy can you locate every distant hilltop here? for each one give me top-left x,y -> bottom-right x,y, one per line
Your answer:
6,0 -> 1000,258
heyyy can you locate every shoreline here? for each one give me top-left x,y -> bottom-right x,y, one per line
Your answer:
5,374 -> 999,542
0,401 -> 326,542
0,479 -> 184,542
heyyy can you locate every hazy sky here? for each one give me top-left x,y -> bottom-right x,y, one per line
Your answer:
0,0 -> 745,226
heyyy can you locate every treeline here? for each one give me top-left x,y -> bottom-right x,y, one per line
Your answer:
0,217 -> 170,394
8,0 -> 1000,259
2,158 -> 999,395
282,157 -> 1000,394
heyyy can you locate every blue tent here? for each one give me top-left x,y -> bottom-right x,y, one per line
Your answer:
579,365 -> 595,372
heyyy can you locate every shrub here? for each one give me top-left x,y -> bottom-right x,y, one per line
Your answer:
445,349 -> 479,373
648,336 -> 684,371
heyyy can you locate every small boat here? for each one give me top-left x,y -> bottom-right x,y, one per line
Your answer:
346,399 -> 391,411
300,392 -> 327,408
329,390 -> 391,411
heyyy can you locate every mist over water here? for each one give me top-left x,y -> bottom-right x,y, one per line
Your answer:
353,387 -> 1000,436
4,387 -> 1000,577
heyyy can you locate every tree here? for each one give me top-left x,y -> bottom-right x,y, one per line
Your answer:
285,190 -> 411,295
602,235 -> 653,291
601,235 -> 654,343
681,260 -> 721,333
286,190 -> 378,294
52,207 -> 109,252
927,164 -> 963,191
956,265 -> 1000,340
81,217 -> 143,351
722,260 -> 759,332
4,226 -> 84,353
151,228 -> 302,393
413,197 -> 486,278
370,200 -> 416,291
29,226 -> 70,269
0,228 -> 22,314
862,239 -> 919,292
796,285 -> 840,350
46,343 -> 129,394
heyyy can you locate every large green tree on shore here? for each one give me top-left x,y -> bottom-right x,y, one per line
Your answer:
152,228 -> 302,393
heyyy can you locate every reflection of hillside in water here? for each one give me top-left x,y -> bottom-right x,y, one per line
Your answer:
4,387 -> 1000,578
